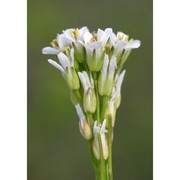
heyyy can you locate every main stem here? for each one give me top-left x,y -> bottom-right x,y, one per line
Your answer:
107,117 -> 113,180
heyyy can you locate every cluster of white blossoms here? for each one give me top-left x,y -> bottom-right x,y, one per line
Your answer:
42,27 -> 141,160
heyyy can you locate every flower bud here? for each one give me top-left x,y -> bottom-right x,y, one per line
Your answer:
78,71 -> 96,113
90,49 -> 105,72
84,87 -> 96,113
79,119 -> 92,140
66,67 -> 80,90
73,42 -> 86,63
93,138 -> 100,160
75,104 -> 93,140
104,102 -> 116,127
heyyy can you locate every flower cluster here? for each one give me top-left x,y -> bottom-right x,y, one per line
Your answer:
42,27 -> 140,160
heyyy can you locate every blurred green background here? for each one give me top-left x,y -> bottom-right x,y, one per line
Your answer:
28,0 -> 152,179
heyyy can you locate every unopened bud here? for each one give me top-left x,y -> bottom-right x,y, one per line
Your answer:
84,87 -> 96,113
91,50 -> 104,72
93,138 -> 100,160
66,67 -> 80,90
104,102 -> 116,127
104,77 -> 114,96
79,119 -> 92,140
73,42 -> 86,63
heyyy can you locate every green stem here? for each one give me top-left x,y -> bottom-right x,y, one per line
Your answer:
87,113 -> 93,129
107,116 -> 113,180
94,79 -> 100,125
101,96 -> 108,121
92,72 -> 100,124
88,140 -> 99,179
97,132 -> 107,180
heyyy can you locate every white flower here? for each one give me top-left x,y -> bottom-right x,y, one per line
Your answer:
62,27 -> 89,63
63,27 -> 89,42
42,34 -> 71,55
117,32 -> 141,50
78,71 -> 96,113
93,119 -> 108,160
81,29 -> 110,71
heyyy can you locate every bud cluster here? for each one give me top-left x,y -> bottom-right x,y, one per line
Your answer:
42,27 -> 140,160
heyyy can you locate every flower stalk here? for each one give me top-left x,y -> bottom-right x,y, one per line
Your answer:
42,27 -> 141,179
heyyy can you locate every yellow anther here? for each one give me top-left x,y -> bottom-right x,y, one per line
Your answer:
51,39 -> 59,49
70,28 -> 80,40
90,34 -> 99,43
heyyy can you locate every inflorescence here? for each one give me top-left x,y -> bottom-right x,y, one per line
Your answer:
42,27 -> 141,161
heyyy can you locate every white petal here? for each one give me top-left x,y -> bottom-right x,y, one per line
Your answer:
97,29 -> 109,46
101,54 -> 109,85
63,28 -> 75,42
117,32 -> 128,41
93,121 -> 99,136
89,72 -> 94,86
105,29 -> 117,47
48,59 -> 65,75
91,41 -> 102,49
81,41 -> 93,61
78,71 -> 90,92
101,119 -> 107,133
42,47 -> 59,55
84,43 -> 93,62
79,26 -> 89,39
109,99 -> 115,113
108,55 -> 117,76
75,104 -> 85,127
105,28 -> 113,34
125,40 -> 141,50
57,52 -> 70,69
114,40 -> 126,49
83,71 -> 91,88
57,34 -> 70,49
83,31 -> 93,44
101,134 -> 108,160
117,70 -> 126,92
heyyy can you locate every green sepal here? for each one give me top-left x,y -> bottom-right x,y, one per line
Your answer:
66,67 -> 80,90
73,42 -> 86,63
70,90 -> 82,105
